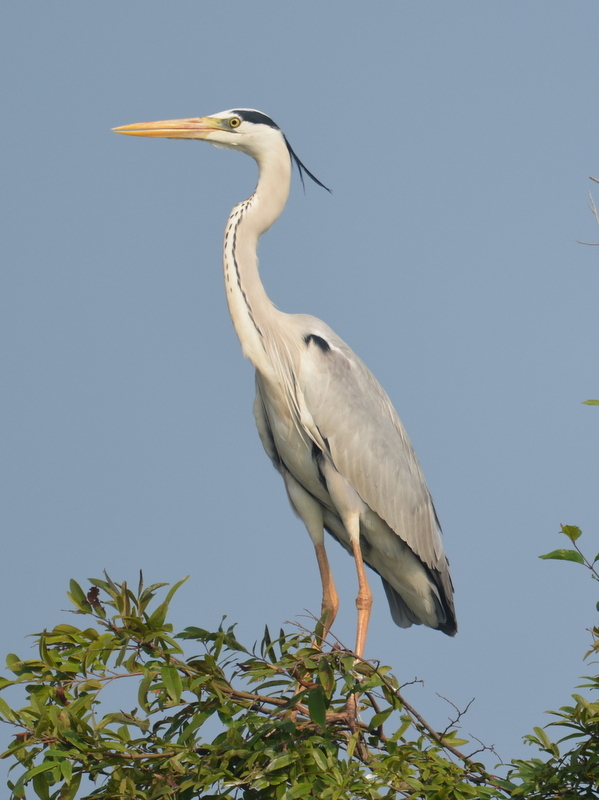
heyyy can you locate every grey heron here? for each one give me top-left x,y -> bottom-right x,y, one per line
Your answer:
113,109 -> 456,657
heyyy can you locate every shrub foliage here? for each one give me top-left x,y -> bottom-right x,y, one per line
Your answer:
0,525 -> 597,798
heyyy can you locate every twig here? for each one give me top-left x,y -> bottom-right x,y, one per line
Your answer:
578,185 -> 599,246
436,693 -> 475,736
466,733 -> 502,763
399,676 -> 424,690
590,192 -> 599,231
572,539 -> 599,580
397,692 -> 469,761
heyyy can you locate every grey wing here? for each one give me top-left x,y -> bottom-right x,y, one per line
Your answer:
297,327 -> 448,578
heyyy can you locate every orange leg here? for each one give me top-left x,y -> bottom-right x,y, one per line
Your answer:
340,534 -> 373,722
350,537 -> 373,658
314,542 -> 339,645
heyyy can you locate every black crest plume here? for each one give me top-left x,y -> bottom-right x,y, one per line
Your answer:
284,135 -> 331,194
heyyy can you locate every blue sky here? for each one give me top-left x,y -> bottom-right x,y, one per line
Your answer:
1,1 -> 599,771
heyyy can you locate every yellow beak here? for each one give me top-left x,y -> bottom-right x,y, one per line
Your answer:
112,116 -> 223,139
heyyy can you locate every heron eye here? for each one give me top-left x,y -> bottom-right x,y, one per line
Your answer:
229,117 -> 241,128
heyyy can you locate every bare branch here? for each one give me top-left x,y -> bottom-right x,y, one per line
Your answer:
466,733 -> 502,763
578,185 -> 599,247
436,693 -> 475,737
399,676 -> 424,690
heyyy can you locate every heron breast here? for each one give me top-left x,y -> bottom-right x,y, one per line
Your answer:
258,381 -> 330,506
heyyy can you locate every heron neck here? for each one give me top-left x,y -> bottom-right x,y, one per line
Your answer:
222,146 -> 291,377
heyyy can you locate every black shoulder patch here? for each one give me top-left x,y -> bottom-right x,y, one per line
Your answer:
304,333 -> 330,352
232,110 -> 279,129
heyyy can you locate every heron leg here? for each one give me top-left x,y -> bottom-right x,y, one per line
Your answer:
349,526 -> 373,659
314,542 -> 339,646
318,464 -> 373,659
280,472 -> 336,643
341,512 -> 372,722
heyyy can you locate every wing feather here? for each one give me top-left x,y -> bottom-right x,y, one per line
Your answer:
297,322 -> 446,574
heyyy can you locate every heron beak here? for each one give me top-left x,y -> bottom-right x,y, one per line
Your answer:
112,117 -> 224,140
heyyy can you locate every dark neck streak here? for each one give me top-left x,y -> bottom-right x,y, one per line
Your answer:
229,199 -> 263,339
223,193 -> 278,376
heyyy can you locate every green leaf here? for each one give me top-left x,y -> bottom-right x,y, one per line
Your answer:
560,525 -> 582,542
346,731 -> 360,759
117,724 -> 131,742
162,575 -> 189,608
265,752 -> 299,772
307,685 -> 327,730
583,399 -> 599,405
61,730 -> 88,751
571,693 -> 591,709
60,760 -> 73,783
369,706 -> 393,730
155,634 -> 184,654
147,601 -> 169,629
288,782 -> 313,798
67,580 -> 89,612
21,761 -> 58,781
310,747 -> 329,772
176,626 -> 210,640
341,655 -> 356,672
318,658 -> 335,696
58,773 -> 81,800
5,654 -> 23,674
440,730 -> 469,746
262,625 -> 276,662
78,679 -> 102,692
146,577 -> 188,630
178,712 -> 207,743
137,673 -> 154,713
100,711 -> 150,733
161,664 -> 183,704
539,549 -> 584,564
53,624 -> 82,635
0,696 -> 16,722
32,771 -> 51,800
531,726 -> 559,755
138,582 -> 169,613
393,715 -> 412,741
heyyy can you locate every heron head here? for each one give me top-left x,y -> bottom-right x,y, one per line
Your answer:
113,108 -> 330,192
113,109 -> 281,154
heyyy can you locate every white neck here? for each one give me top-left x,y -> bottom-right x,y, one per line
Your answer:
222,139 -> 292,378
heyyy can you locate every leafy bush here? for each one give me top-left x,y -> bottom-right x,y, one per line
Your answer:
0,526 -> 597,799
